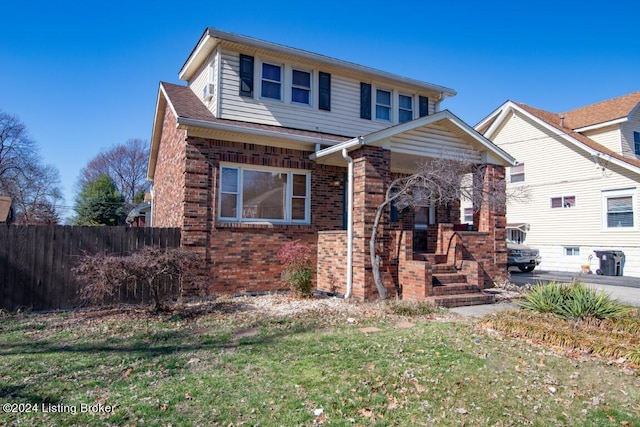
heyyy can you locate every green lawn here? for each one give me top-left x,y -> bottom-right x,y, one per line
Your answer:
1,297 -> 639,426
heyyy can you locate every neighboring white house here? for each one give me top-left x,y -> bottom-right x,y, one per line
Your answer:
473,91 -> 640,277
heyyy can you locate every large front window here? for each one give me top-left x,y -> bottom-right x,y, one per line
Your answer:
219,165 -> 310,223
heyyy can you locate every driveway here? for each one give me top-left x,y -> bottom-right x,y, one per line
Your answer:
508,269 -> 640,307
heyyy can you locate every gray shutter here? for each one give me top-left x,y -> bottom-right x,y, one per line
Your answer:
239,54 -> 254,97
319,72 -> 331,111
360,83 -> 372,120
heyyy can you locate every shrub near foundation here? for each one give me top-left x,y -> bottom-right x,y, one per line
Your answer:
518,281 -> 630,320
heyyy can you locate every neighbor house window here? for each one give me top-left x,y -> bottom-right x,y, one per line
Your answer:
261,62 -> 282,100
551,196 -> 575,208
376,89 -> 391,121
398,94 -> 413,123
219,165 -> 310,223
291,69 -> 311,105
634,131 -> 640,156
510,163 -> 524,183
602,189 -> 636,229
565,247 -> 580,256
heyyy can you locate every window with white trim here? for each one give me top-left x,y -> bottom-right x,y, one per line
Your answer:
291,69 -> 311,105
219,165 -> 310,223
565,247 -> 580,256
261,62 -> 282,100
398,94 -> 413,123
602,188 -> 636,229
510,163 -> 524,183
634,131 -> 640,156
376,89 -> 391,121
463,207 -> 473,223
551,196 -> 575,208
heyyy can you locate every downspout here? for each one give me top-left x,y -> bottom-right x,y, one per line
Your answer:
434,92 -> 446,113
342,148 -> 354,298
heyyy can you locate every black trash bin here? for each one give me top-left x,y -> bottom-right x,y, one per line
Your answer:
594,250 -> 624,276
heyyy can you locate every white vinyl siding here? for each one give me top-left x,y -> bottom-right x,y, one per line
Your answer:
582,125 -> 622,155
189,53 -> 218,111
216,49 -> 437,137
490,108 -> 640,276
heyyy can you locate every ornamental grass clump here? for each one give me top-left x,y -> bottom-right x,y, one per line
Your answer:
518,281 -> 630,320
277,240 -> 314,297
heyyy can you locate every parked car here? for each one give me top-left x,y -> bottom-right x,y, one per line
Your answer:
507,241 -> 541,272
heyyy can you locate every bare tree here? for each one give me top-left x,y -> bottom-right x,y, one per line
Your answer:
0,110 -> 63,223
369,157 -> 513,299
77,138 -> 150,208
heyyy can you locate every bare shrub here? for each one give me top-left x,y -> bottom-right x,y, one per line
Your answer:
75,247 -> 204,311
277,240 -> 314,298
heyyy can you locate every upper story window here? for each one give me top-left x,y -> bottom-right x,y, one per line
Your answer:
551,196 -> 575,208
261,62 -> 282,100
602,188 -> 636,230
510,163 -> 525,183
634,131 -> 640,156
376,89 -> 392,121
291,69 -> 311,105
398,94 -> 413,123
219,164 -> 310,224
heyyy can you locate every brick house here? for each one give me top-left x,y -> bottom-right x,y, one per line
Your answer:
147,28 -> 515,304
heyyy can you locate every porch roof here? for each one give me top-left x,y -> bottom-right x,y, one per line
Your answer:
310,110 -> 516,172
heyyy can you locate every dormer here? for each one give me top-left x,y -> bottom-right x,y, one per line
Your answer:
563,91 -> 640,159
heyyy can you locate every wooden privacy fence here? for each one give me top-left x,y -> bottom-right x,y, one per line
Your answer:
0,226 -> 181,311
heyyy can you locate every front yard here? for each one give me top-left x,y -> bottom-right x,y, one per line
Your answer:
1,295 -> 639,426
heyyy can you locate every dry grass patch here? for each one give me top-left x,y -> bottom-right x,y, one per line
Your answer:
480,308 -> 640,366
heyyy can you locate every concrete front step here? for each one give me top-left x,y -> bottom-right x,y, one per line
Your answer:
428,292 -> 496,308
432,283 -> 480,296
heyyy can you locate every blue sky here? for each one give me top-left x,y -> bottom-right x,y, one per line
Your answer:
1,0 -> 638,221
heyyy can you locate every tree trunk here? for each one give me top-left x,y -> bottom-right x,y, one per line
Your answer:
370,203 -> 388,300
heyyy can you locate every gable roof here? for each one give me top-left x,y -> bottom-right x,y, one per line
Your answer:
477,97 -> 640,174
148,82 -> 351,180
312,110 -> 516,170
179,28 -> 456,99
563,91 -> 640,130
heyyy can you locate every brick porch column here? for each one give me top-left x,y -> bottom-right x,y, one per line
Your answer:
474,164 -> 508,285
351,146 -> 391,299
181,140 -> 213,296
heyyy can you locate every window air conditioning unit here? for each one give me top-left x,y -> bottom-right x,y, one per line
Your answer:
203,83 -> 215,101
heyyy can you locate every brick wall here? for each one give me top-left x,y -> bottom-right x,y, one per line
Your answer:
152,108 -> 186,228
153,129 -> 347,296
208,227 -> 318,295
393,230 -> 433,301
317,231 -> 348,295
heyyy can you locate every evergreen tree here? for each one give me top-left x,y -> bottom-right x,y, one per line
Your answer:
73,174 -> 126,225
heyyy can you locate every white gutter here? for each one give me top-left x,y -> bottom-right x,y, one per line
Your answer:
310,136 -> 365,160
342,148 -> 354,299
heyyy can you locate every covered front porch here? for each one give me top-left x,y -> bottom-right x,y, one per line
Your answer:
311,110 -> 515,304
